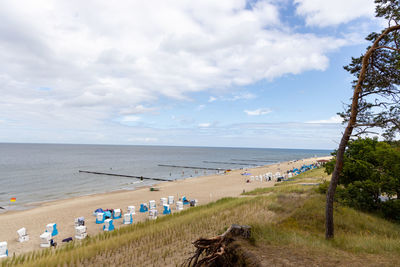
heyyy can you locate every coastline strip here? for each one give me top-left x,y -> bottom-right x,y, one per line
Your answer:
158,164 -> 226,171
202,161 -> 259,166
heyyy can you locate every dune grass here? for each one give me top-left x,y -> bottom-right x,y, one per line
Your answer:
3,167 -> 400,266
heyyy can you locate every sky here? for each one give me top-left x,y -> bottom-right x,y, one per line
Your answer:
0,0 -> 384,149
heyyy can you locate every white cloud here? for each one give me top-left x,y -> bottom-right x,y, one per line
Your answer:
119,105 -> 157,115
208,96 -> 217,103
119,115 -> 141,123
244,108 -> 272,116
197,104 -> 206,111
0,0 -> 375,146
307,115 -> 343,124
228,93 -> 256,101
294,0 -> 375,27
127,137 -> 158,143
0,1 -> 349,123
198,123 -> 211,128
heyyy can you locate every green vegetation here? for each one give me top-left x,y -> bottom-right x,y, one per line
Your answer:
323,138 -> 400,221
3,167 -> 400,266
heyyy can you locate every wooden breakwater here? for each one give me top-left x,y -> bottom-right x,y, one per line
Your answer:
78,170 -> 173,182
158,164 -> 226,171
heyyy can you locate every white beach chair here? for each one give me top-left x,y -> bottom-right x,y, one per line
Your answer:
123,213 -> 133,225
149,200 -> 156,210
17,227 -> 29,243
149,209 -> 158,220
0,242 -> 8,258
75,226 -> 87,240
168,196 -> 174,204
40,232 -> 52,248
176,201 -> 183,211
113,209 -> 122,219
74,217 -> 85,227
127,206 -> 136,214
190,199 -> 198,207
46,223 -> 58,237
160,197 -> 168,206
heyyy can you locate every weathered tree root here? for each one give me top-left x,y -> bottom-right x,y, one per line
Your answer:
183,224 -> 251,267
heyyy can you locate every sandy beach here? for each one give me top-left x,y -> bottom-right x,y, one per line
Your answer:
0,156 -> 330,256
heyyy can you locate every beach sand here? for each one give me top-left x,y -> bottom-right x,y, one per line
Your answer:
0,156 -> 331,256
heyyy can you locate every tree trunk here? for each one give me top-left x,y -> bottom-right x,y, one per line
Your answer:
325,25 -> 400,239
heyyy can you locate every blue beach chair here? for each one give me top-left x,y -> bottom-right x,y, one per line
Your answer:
103,219 -> 115,231
96,212 -> 105,224
163,205 -> 171,215
140,203 -> 148,213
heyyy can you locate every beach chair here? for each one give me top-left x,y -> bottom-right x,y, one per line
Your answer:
113,209 -> 122,219
75,226 -> 87,240
0,242 -> 8,258
40,232 -> 52,248
163,204 -> 171,215
93,208 -> 103,216
182,196 -> 189,205
168,195 -> 174,204
104,210 -> 112,219
46,223 -> 58,237
190,199 -> 198,207
140,203 -> 148,213
160,197 -> 168,206
149,200 -> 156,209
123,213 -> 133,225
74,217 -> 85,227
17,227 -> 29,243
96,212 -> 105,224
127,206 -> 136,214
176,201 -> 183,211
103,219 -> 115,231
149,209 -> 158,220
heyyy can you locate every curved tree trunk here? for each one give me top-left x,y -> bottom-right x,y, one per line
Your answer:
325,25 -> 400,239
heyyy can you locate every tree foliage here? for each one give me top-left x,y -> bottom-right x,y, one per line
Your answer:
339,0 -> 400,139
324,138 -> 400,220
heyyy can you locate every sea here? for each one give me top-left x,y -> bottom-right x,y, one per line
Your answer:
0,143 -> 331,212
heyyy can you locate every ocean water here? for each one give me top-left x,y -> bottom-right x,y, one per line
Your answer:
0,143 -> 331,211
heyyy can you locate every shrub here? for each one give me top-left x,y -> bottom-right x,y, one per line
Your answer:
381,199 -> 400,222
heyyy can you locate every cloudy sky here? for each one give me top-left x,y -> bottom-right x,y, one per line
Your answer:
0,0 -> 381,149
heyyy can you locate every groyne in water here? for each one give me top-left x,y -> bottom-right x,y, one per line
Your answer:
158,164 -> 226,171
78,170 -> 173,182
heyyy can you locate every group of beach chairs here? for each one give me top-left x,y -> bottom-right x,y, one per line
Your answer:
93,195 -> 198,231
0,196 -> 198,258
248,172 -> 282,182
0,218 -> 87,258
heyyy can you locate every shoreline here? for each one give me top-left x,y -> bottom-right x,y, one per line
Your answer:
0,156 -> 331,256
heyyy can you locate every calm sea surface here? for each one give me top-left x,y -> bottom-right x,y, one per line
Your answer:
0,143 -> 331,211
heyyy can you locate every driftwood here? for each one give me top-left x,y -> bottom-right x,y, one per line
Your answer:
183,224 -> 251,267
